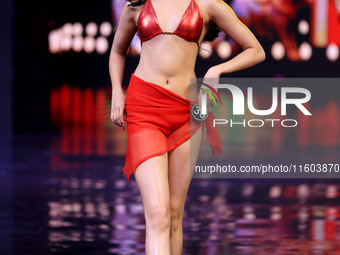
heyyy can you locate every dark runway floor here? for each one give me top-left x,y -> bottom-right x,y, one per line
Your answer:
1,132 -> 340,255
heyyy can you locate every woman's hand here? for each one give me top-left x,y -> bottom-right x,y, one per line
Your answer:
198,67 -> 221,114
111,87 -> 127,130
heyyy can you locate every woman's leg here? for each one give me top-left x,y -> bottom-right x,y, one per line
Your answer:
134,152 -> 171,255
168,126 -> 203,255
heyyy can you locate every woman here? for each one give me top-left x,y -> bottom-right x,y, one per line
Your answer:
109,0 -> 265,254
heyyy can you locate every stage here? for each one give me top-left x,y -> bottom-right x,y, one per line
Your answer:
1,132 -> 339,255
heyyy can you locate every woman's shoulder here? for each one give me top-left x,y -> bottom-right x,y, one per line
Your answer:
196,0 -> 230,13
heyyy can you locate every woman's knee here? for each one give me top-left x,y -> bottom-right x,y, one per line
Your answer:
170,204 -> 184,232
145,205 -> 170,231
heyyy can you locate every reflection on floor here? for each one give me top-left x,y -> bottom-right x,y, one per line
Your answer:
1,133 -> 340,255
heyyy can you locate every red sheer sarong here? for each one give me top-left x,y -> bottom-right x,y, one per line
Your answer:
123,73 -> 222,181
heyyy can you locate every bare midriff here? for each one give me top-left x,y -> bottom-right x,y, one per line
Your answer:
134,35 -> 199,100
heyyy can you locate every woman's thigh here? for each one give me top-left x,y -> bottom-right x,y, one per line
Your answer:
134,152 -> 170,217
168,126 -> 203,209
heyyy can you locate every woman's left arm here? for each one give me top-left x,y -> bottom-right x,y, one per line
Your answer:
204,0 -> 266,78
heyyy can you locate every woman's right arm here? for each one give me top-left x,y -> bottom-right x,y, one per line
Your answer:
109,2 -> 138,130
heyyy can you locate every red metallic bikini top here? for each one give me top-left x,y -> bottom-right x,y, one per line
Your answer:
137,0 -> 203,45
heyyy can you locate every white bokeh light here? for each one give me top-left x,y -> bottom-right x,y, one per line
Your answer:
199,42 -> 212,59
269,186 -> 282,199
100,22 -> 112,37
299,42 -> 312,61
96,37 -> 109,54
216,41 -> 231,59
63,23 -> 73,35
298,20 -> 310,35
86,22 -> 98,37
84,36 -> 96,53
271,41 -> 285,60
326,44 -> 339,62
73,22 -> 83,36
61,35 -> 72,52
49,30 -> 61,54
326,185 -> 338,198
72,36 -> 84,53
270,207 -> 282,220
